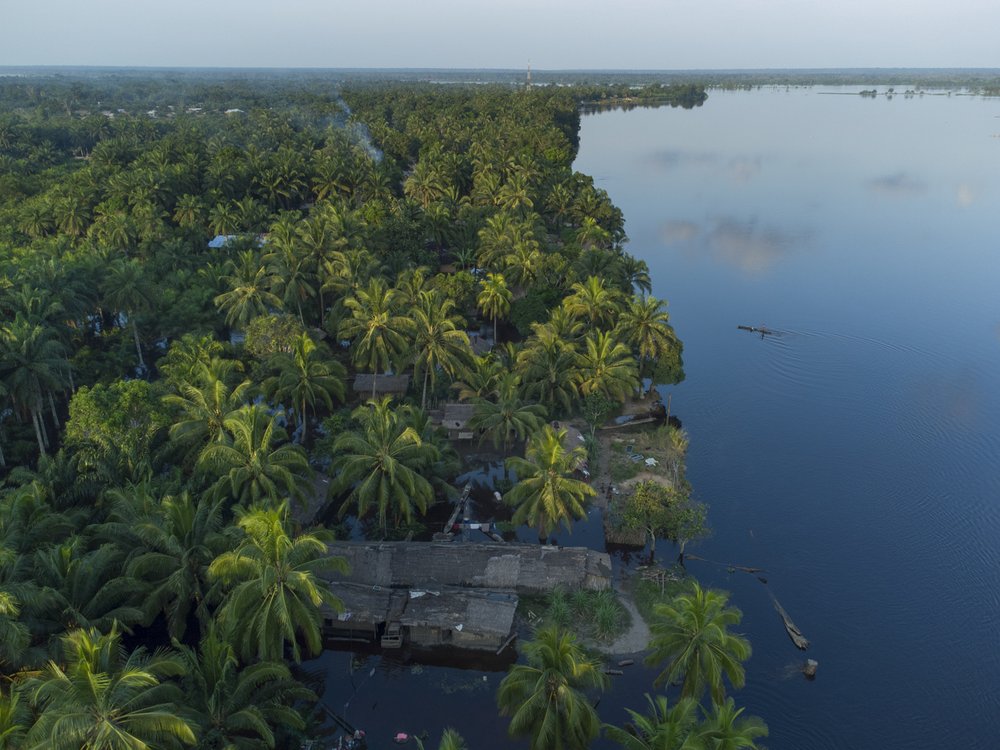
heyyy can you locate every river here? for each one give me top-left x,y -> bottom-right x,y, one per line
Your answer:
573,86 -> 1000,749
309,86 -> 1000,749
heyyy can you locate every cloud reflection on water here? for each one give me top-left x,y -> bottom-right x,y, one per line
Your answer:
868,172 -> 926,196
662,216 -> 807,274
645,151 -> 763,184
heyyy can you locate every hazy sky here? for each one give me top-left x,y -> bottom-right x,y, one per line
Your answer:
2,0 -> 998,70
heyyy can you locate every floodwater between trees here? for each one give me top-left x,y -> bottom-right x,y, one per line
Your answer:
308,87 -> 1000,749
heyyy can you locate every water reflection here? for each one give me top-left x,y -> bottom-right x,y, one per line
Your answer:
867,171 -> 926,195
667,217 -> 807,274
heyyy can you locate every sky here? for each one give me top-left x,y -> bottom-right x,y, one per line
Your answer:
1,0 -> 998,70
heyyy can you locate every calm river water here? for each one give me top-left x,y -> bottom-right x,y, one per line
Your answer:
310,87 -> 1000,749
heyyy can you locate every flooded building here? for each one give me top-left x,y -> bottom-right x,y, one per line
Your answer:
321,542 -> 611,652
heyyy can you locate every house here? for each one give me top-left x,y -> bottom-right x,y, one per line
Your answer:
320,542 -> 611,652
352,374 -> 411,397
441,403 -> 477,440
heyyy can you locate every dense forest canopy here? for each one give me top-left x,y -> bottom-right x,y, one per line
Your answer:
0,72 -> 709,747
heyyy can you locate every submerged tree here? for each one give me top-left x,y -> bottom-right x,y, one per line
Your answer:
505,425 -> 595,539
497,625 -> 607,750
645,582 -> 751,705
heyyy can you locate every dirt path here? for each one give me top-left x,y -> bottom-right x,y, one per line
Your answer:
604,582 -> 651,656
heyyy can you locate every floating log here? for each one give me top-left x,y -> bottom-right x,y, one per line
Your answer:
683,554 -> 765,574
443,482 -> 473,533
496,632 -> 518,656
769,592 -> 810,650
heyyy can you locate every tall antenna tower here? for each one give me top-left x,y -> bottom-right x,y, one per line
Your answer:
526,61 -> 532,88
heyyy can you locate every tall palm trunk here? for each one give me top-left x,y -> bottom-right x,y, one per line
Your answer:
48,390 -> 60,428
31,408 -> 46,455
422,367 -> 430,411
131,318 -> 145,370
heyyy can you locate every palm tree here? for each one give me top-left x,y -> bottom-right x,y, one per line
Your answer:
416,728 -> 467,750
0,315 -> 68,455
118,491 -> 231,641
564,275 -> 621,329
338,277 -> 413,399
25,625 -> 196,750
617,296 -> 683,393
198,404 -> 311,507
411,291 -> 472,410
695,699 -> 768,750
0,687 -> 29,750
214,250 -> 283,331
477,273 -> 512,344
516,326 -> 578,418
32,540 -> 146,638
574,330 -> 640,404
264,332 -> 346,439
176,628 -> 312,749
208,503 -> 347,663
102,258 -> 154,370
164,362 -> 252,466
468,374 -> 546,467
452,354 -> 504,402
603,694 -> 701,750
263,227 -> 317,326
504,425 -> 595,539
496,625 -> 607,750
645,582 -> 752,705
330,397 -> 438,533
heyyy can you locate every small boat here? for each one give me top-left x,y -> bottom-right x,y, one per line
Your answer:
737,324 -> 776,337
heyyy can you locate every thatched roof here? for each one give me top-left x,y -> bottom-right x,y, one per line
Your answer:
442,403 -> 476,430
352,374 -> 411,394
327,542 -> 611,594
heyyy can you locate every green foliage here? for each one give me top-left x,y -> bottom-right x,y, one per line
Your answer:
496,625 -> 608,750
645,582 -> 752,706
244,313 -> 305,360
64,380 -> 169,483
535,587 -> 629,643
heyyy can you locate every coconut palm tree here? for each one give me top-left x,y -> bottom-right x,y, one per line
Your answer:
504,425 -> 595,539
477,273 -> 512,344
338,277 -> 414,399
208,502 -> 346,663
31,540 -> 146,638
263,332 -> 346,440
197,404 -> 311,507
496,625 -> 607,750
176,628 -> 312,749
214,250 -> 283,331
25,625 -> 196,750
469,374 -> 546,468
0,687 -> 29,750
330,397 -> 438,533
0,315 -> 69,455
603,694 -> 701,750
695,699 -> 768,750
164,363 -> 253,467
117,490 -> 231,641
574,330 -> 640,404
516,326 -> 578,418
410,290 -> 472,410
102,257 -> 154,370
645,582 -> 752,705
452,354 -> 504,403
564,275 -> 621,329
617,296 -> 683,393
